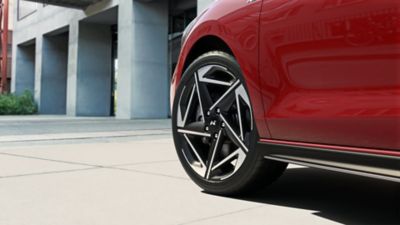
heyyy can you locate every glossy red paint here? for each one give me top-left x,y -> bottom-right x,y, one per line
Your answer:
172,0 -> 400,156
259,0 -> 400,150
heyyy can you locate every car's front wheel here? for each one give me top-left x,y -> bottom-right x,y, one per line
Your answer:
172,51 -> 287,196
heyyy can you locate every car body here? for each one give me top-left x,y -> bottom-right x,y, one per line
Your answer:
171,0 -> 400,195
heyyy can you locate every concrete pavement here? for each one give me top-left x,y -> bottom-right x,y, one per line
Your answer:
0,116 -> 398,225
0,115 -> 171,136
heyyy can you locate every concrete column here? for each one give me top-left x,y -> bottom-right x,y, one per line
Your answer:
10,46 -> 16,93
116,0 -> 169,119
40,33 -> 69,114
66,21 -> 79,116
34,36 -> 43,106
197,0 -> 214,14
116,0 -> 133,119
13,41 -> 36,95
76,23 -> 112,116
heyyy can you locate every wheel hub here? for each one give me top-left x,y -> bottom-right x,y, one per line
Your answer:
205,110 -> 223,137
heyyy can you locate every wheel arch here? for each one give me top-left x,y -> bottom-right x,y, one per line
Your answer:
174,33 -> 270,139
172,20 -> 270,139
182,35 -> 234,73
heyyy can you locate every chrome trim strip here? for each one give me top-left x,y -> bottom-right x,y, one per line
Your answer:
259,140 -> 400,160
264,156 -> 400,183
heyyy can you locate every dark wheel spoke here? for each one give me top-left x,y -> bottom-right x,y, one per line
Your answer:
205,130 -> 223,179
209,80 -> 240,111
194,72 -> 213,117
183,134 -> 207,169
235,85 -> 253,138
220,115 -> 249,153
211,148 -> 246,177
218,93 -> 236,112
177,85 -> 196,128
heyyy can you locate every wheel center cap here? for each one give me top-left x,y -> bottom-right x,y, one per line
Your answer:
207,115 -> 222,134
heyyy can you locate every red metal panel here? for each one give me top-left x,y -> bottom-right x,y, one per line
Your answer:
172,0 -> 400,153
259,0 -> 400,150
0,0 -> 9,93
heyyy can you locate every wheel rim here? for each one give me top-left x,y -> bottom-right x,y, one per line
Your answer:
176,64 -> 253,181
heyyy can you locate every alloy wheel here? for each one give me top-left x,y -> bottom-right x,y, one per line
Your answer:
175,64 -> 253,181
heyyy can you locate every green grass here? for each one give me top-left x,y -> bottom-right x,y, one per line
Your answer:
0,91 -> 38,115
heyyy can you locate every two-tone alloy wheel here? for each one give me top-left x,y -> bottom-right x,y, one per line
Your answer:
172,52 -> 287,195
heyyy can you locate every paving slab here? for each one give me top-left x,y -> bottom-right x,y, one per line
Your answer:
118,160 -> 188,180
0,168 -> 262,225
0,138 -> 177,167
0,154 -> 90,178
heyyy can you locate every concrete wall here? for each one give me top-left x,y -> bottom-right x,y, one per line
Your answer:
11,2 -> 114,100
12,0 -> 215,118
40,32 -> 68,114
76,23 -> 112,116
117,0 -> 169,119
14,42 -> 35,95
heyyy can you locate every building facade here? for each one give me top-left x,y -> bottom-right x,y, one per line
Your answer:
11,0 -> 214,118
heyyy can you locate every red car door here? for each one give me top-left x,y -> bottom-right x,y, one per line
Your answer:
259,0 -> 400,151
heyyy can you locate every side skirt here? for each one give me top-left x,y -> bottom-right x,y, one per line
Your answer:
257,141 -> 400,183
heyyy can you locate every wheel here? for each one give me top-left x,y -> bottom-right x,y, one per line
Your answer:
172,51 -> 287,196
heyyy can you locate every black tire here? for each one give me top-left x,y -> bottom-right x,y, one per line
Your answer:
172,51 -> 287,196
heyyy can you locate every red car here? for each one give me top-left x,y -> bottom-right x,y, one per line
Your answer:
171,0 -> 400,195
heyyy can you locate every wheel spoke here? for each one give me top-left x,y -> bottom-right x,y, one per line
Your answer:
194,72 -> 206,122
178,121 -> 210,137
178,129 -> 211,137
205,130 -> 223,179
220,115 -> 249,152
211,148 -> 246,177
177,85 -> 196,128
220,149 -> 247,180
194,72 -> 214,115
183,134 -> 207,169
197,65 -> 235,86
211,149 -> 239,171
236,91 -> 244,140
209,80 -> 240,111
235,84 -> 253,131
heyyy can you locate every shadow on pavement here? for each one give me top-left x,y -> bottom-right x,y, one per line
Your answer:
237,167 -> 400,225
